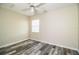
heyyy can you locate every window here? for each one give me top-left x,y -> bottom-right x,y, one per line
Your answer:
32,19 -> 39,32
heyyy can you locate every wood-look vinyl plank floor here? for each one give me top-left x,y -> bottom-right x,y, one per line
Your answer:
0,39 -> 79,55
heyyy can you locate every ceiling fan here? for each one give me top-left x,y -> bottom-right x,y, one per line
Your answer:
22,3 -> 46,15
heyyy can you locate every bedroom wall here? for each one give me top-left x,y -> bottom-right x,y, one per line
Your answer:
0,7 -> 29,47
77,4 -> 79,51
30,4 -> 79,50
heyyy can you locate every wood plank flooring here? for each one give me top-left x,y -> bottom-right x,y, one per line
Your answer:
0,39 -> 79,55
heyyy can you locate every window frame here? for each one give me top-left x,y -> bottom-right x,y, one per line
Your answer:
31,19 -> 39,33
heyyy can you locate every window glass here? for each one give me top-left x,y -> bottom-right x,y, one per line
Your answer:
32,20 -> 39,32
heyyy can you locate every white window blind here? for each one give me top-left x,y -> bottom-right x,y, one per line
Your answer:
32,19 -> 39,32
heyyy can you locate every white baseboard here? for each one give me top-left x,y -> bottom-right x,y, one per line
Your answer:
0,38 -> 28,48
30,38 -> 79,52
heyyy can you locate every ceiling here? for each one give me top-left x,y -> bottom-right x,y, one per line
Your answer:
0,3 -> 76,16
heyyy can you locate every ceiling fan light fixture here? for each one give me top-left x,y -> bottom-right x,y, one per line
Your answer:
31,7 -> 34,12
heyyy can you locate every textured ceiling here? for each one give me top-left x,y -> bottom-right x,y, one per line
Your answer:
0,3 -> 76,16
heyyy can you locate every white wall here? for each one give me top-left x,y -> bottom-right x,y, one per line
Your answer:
30,4 -> 78,50
0,7 -> 29,47
77,4 -> 79,51
40,5 -> 78,50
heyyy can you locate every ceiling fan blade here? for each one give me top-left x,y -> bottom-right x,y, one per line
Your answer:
36,3 -> 45,7
22,7 -> 31,11
10,4 -> 15,8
